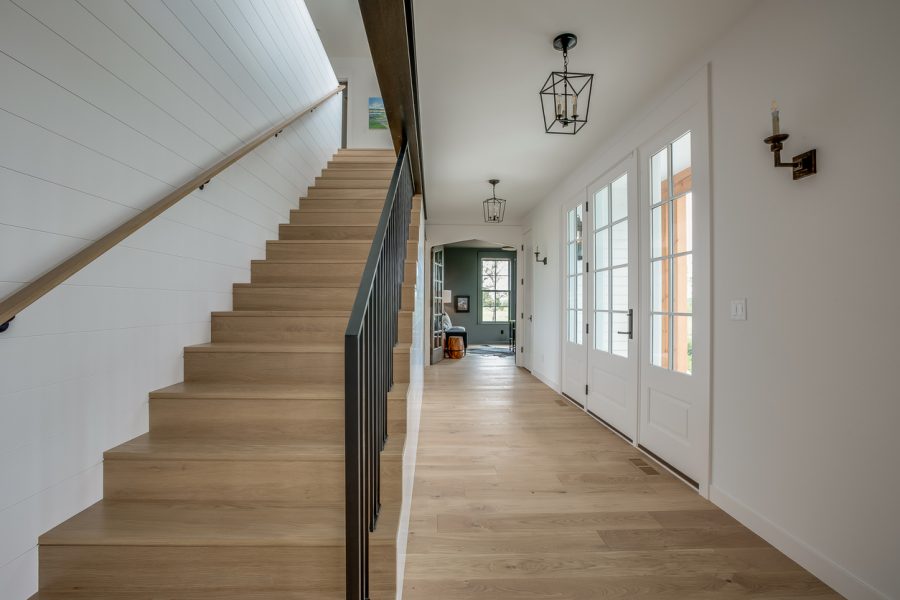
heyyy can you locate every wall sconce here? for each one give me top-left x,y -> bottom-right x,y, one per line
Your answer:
764,101 -> 816,180
534,245 -> 548,265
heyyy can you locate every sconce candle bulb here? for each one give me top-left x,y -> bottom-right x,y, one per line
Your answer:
763,102 -> 816,180
770,100 -> 780,135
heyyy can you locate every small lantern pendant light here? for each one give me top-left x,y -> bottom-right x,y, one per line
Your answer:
483,179 -> 506,224
540,33 -> 593,135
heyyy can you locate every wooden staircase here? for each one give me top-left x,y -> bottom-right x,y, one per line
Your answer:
33,148 -> 419,599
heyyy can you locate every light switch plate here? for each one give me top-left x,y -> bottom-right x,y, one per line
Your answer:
730,298 -> 747,321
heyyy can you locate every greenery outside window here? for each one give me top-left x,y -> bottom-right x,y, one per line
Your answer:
480,258 -> 510,323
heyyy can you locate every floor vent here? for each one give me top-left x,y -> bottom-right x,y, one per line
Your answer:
629,458 -> 659,475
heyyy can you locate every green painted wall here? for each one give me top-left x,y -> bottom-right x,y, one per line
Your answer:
443,248 -> 517,345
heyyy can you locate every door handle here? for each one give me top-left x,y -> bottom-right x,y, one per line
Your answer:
616,308 -> 634,340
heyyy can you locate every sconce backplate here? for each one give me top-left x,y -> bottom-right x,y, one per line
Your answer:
792,149 -> 817,180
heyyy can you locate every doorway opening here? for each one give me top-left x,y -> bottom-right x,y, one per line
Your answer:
429,240 -> 518,365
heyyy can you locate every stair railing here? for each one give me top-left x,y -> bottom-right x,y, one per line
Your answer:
0,85 -> 345,334
344,141 -> 412,600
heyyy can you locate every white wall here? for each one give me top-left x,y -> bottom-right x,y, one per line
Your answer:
397,214 -> 426,596
0,1 -> 339,597
331,56 -> 393,149
524,1 -> 900,598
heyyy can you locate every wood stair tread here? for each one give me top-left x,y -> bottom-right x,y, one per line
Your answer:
150,381 -> 409,400
105,433 -> 349,461
236,281 -> 362,288
235,282 -> 414,289
184,342 -> 344,353
39,500 -> 352,547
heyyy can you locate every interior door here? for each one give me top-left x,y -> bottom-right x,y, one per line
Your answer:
638,116 -> 710,489
586,157 -> 639,440
521,230 -> 534,371
561,196 -> 587,404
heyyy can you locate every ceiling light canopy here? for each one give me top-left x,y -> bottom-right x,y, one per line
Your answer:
483,179 -> 506,224
540,33 -> 593,135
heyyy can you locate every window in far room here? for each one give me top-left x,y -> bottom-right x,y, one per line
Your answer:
480,258 -> 510,323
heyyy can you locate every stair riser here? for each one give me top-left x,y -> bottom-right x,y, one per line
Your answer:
331,155 -> 395,164
104,459 -> 345,504
306,188 -> 389,199
250,262 -> 365,285
313,178 -> 393,189
185,351 -> 343,384
278,224 -> 376,240
290,210 -> 383,225
213,313 -> 344,343
299,196 -> 422,212
211,312 -> 412,344
251,261 -> 414,284
267,241 -> 418,261
150,398 -> 343,441
149,395 -> 406,440
290,207 -> 420,228
233,286 -> 357,310
326,162 -> 394,170
319,169 -> 392,180
336,150 -> 395,157
40,546 -> 344,595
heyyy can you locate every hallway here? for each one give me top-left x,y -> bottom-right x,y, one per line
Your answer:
403,354 -> 839,599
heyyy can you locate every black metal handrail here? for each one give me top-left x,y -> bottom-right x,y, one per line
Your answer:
344,141 -> 413,600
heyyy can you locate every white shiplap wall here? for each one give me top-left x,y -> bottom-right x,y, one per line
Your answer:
0,1 -> 340,596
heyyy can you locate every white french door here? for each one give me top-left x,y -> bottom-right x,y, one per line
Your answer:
559,109 -> 710,492
561,196 -> 586,404
586,157 -> 639,440
638,113 -> 710,490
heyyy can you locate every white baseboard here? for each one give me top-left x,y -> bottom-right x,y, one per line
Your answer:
531,368 -> 560,393
709,485 -> 890,600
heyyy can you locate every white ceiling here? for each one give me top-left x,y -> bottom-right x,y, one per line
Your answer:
304,0 -> 370,59
413,0 -> 755,225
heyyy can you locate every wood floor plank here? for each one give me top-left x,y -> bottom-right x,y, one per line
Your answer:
403,352 -> 842,599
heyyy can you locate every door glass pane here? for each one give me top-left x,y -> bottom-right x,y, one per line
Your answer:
496,275 -> 509,291
595,271 -> 609,311
568,209 -> 575,240
611,174 -> 628,222
650,147 -> 668,205
651,314 -> 670,368
674,315 -> 692,374
595,311 -> 609,352
674,255 -> 692,314
651,259 -> 669,312
575,275 -> 583,310
674,192 -> 693,254
595,228 -> 609,269
672,132 -> 692,195
612,312 -> 630,358
650,204 -> 669,259
568,277 -> 576,309
575,240 -> 583,274
594,187 -> 609,229
611,266 -> 628,311
568,309 -> 576,342
611,221 -> 628,266
568,243 -> 575,274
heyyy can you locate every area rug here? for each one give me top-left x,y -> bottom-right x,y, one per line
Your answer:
467,345 -> 515,358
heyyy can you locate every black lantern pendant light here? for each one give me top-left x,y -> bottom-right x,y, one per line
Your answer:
540,33 -> 593,135
483,179 -> 506,223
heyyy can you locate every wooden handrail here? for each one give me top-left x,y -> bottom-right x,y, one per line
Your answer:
0,85 -> 345,331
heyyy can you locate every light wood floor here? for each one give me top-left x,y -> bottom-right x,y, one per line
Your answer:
403,353 -> 840,599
